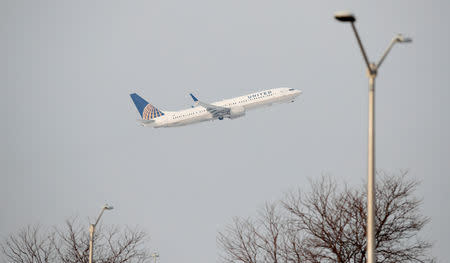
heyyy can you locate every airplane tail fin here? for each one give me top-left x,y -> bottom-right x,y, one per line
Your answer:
130,93 -> 165,120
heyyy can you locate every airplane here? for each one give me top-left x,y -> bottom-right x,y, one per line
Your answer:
130,87 -> 302,128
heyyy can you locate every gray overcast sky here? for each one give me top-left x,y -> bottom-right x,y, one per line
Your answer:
1,0 -> 449,262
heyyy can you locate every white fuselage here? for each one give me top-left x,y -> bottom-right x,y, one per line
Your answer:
152,88 -> 301,128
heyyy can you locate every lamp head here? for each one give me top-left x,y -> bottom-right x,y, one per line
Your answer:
103,204 -> 114,210
395,34 -> 412,43
334,11 -> 356,22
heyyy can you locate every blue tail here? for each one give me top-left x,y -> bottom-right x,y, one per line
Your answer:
130,93 -> 165,120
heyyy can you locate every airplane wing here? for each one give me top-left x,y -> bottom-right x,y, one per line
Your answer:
190,93 -> 230,118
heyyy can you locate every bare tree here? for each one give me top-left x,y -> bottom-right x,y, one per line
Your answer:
218,172 -> 434,263
52,219 -> 90,263
218,203 -> 306,263
1,218 -> 151,263
218,217 -> 260,263
1,225 -> 54,263
53,218 -> 151,263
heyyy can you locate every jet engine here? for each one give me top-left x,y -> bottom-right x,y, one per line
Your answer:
229,106 -> 246,119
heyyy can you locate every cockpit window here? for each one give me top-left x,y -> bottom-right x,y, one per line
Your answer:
289,88 -> 295,91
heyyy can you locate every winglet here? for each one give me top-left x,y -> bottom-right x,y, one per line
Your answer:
190,93 -> 199,102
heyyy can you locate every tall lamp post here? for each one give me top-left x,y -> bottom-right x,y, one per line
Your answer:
89,204 -> 114,263
334,11 -> 411,263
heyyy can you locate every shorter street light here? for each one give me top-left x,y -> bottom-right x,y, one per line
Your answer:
89,204 -> 114,263
151,252 -> 160,263
334,11 -> 412,263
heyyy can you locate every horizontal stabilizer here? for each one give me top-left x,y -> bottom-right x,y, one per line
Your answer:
137,119 -> 155,126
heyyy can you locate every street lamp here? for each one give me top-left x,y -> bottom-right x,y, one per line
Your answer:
89,204 -> 114,263
151,252 -> 160,263
334,11 -> 411,263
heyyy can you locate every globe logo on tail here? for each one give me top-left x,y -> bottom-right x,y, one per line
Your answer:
142,104 -> 164,120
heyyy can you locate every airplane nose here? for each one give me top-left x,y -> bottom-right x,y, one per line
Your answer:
295,90 -> 302,96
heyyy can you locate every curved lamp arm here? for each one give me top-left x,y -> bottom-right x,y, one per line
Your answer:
376,34 -> 412,69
